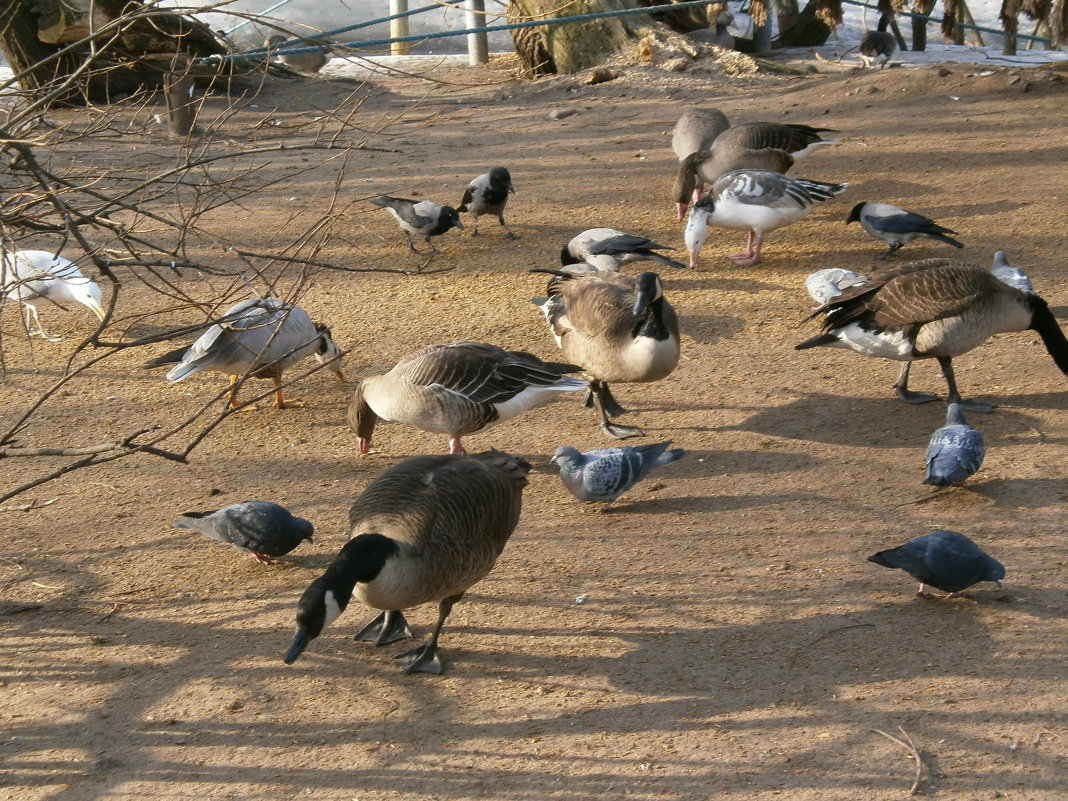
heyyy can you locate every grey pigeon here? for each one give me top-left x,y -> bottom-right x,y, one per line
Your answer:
551,441 -> 685,510
991,250 -> 1034,294
175,501 -> 313,564
868,529 -> 1005,596
371,196 -> 464,254
804,267 -> 870,307
457,167 -> 516,238
846,202 -> 963,259
923,403 -> 985,486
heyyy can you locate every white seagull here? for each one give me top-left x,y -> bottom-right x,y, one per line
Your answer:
1,249 -> 106,339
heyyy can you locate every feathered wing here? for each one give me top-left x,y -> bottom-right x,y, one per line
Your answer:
372,196 -> 434,228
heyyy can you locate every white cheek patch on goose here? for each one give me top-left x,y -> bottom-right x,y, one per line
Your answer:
323,590 -> 343,628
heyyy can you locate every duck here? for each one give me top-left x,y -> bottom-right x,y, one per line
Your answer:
532,269 -> 680,439
923,402 -> 985,486
264,34 -> 330,73
174,500 -> 313,564
674,122 -> 840,219
283,449 -> 530,674
560,228 -> 687,271
144,297 -> 345,409
551,440 -> 686,510
685,169 -> 849,267
847,202 -> 963,259
371,196 -> 464,254
2,249 -> 106,340
671,107 -> 731,162
348,341 -> 587,454
794,258 -> 1068,411
457,167 -> 516,238
868,529 -> 1004,597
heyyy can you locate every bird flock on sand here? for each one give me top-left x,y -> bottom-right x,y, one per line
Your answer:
4,101 -> 1064,676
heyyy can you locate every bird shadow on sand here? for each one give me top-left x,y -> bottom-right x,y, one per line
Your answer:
963,477 -> 1068,510
604,491 -> 820,515
679,313 -> 746,344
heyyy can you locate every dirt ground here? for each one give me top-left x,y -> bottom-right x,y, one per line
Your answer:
2,50 -> 1067,801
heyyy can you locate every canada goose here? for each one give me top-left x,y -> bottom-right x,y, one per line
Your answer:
794,259 -> 1068,411
923,403 -> 985,486
674,122 -> 839,218
671,107 -> 731,162
847,202 -> 964,259
868,530 -> 1004,597
532,269 -> 680,439
144,297 -> 345,409
348,341 -> 587,454
561,228 -> 687,271
1,249 -> 106,340
457,167 -> 516,238
551,441 -> 686,510
174,501 -> 313,564
991,250 -> 1033,294
371,196 -> 464,254
284,450 -> 529,674
805,267 -> 870,307
264,34 -> 329,73
685,169 -> 849,267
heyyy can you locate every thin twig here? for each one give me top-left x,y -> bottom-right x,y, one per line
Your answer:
873,726 -> 925,796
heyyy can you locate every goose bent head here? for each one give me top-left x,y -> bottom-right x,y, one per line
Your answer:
313,323 -> 346,381
684,198 -> 713,269
347,380 -> 379,454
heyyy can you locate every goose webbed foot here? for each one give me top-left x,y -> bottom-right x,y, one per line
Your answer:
955,398 -> 996,413
355,610 -> 413,646
393,640 -> 444,675
600,420 -> 645,439
876,243 -> 903,261
895,387 -> 940,404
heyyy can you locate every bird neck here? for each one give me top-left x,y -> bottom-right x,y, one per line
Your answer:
560,244 -> 581,266
1029,296 -> 1068,374
326,534 -> 400,595
633,297 -> 670,341
348,382 -> 378,448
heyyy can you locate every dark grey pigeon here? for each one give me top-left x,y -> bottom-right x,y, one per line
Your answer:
551,440 -> 685,510
991,250 -> 1034,294
923,403 -> 985,486
175,501 -> 313,564
371,196 -> 464,254
457,167 -> 516,238
846,201 -> 963,259
868,529 -> 1005,597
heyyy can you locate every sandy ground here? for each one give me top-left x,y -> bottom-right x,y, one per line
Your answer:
2,51 -> 1067,801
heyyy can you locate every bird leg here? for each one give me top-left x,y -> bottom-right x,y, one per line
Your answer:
355,610 -> 413,646
877,242 -> 903,261
272,377 -> 305,409
727,232 -> 764,266
228,375 -> 243,409
23,305 -> 61,341
939,356 -> 995,412
590,381 -> 644,439
893,361 -> 940,405
393,594 -> 462,674
497,214 -> 517,239
917,583 -> 933,598
404,231 -> 425,254
446,438 -> 468,455
250,552 -> 279,565
425,236 -> 440,254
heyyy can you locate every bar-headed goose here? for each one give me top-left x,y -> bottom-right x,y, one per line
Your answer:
348,341 -> 587,454
674,122 -> 839,218
458,167 -> 516,238
561,228 -> 687,271
2,249 -> 106,340
284,449 -> 529,674
145,297 -> 344,409
532,269 -> 680,439
685,169 -> 849,267
795,259 -> 1068,411
847,202 -> 963,259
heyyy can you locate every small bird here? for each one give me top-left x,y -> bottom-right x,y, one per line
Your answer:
858,31 -> 896,68
551,441 -> 686,510
685,169 -> 849,267
805,268 -> 870,307
457,167 -> 516,238
674,122 -> 839,218
283,450 -> 530,674
533,270 -> 679,439
371,196 -> 464,253
924,403 -> 985,486
560,228 -> 687,271
868,530 -> 1005,597
348,341 -> 587,454
795,259 -> 1068,411
174,501 -> 314,564
144,297 -> 344,409
264,34 -> 329,72
689,9 -> 736,49
1,249 -> 106,340
847,202 -> 963,260
990,250 -> 1033,294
